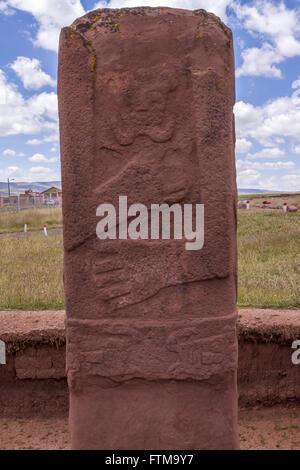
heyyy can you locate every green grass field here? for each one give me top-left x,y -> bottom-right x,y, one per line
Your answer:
0,207 -> 62,235
0,235 -> 64,310
0,199 -> 299,310
238,209 -> 300,309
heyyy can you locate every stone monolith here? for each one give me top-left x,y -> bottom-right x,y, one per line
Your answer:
58,7 -> 239,450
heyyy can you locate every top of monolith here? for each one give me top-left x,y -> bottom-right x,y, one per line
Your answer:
69,7 -> 232,39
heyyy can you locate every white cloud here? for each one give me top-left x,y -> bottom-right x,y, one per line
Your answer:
237,168 -> 261,187
237,169 -> 282,190
274,137 -> 285,145
292,76 -> 300,99
43,132 -> 59,143
293,145 -> 300,155
233,1 -> 300,78
237,169 -> 300,192
3,149 -> 16,157
11,57 -> 56,90
234,96 -> 300,146
29,153 -> 48,163
26,139 -> 43,145
6,166 -> 22,177
27,91 -> 58,122
236,43 -> 283,78
0,164 -> 60,182
0,69 -> 58,137
29,166 -> 60,181
281,174 -> 300,190
29,153 -> 59,163
2,148 -> 25,157
236,138 -> 252,153
0,1 -> 14,14
236,159 -> 295,170
246,147 -> 285,160
233,1 -> 300,40
27,134 -> 59,145
6,0 -> 85,52
237,37 -> 245,50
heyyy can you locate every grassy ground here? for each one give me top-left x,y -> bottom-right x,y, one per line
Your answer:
0,235 -> 64,310
0,199 -> 299,310
238,208 -> 300,309
0,208 -> 62,235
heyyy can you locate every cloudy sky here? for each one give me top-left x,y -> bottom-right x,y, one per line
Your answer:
0,0 -> 300,190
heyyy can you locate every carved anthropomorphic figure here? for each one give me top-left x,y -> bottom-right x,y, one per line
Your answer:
59,7 -> 238,450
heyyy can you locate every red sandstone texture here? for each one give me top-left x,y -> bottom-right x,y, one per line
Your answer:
1,310 -> 300,418
58,7 -> 238,450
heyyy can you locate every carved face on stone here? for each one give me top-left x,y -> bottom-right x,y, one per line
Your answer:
121,88 -> 166,127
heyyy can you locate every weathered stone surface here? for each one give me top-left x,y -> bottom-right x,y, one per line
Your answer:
58,7 -> 238,450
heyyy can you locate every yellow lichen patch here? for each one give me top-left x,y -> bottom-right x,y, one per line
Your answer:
91,54 -> 97,88
86,41 -> 93,53
92,55 -> 97,73
89,24 -> 96,31
199,33 -> 204,38
93,15 -> 99,21
114,22 -> 121,31
176,33 -> 185,39
162,62 -> 166,67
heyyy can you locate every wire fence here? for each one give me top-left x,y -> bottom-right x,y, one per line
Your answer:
0,195 -> 62,212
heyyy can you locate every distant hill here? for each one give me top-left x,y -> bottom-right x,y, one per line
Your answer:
238,188 -> 278,194
0,181 -> 282,197
0,181 -> 61,196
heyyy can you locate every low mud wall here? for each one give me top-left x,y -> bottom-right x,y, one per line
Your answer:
0,311 -> 67,416
238,309 -> 300,406
1,309 -> 300,416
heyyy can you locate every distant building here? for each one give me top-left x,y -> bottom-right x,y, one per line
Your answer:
0,186 -> 62,209
40,186 -> 62,205
24,189 -> 40,197
16,189 -> 43,208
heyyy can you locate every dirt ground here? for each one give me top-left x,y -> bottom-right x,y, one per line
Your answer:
0,415 -> 69,450
0,403 -> 300,450
239,403 -> 300,450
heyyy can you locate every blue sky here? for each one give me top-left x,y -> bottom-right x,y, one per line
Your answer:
0,0 -> 300,190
